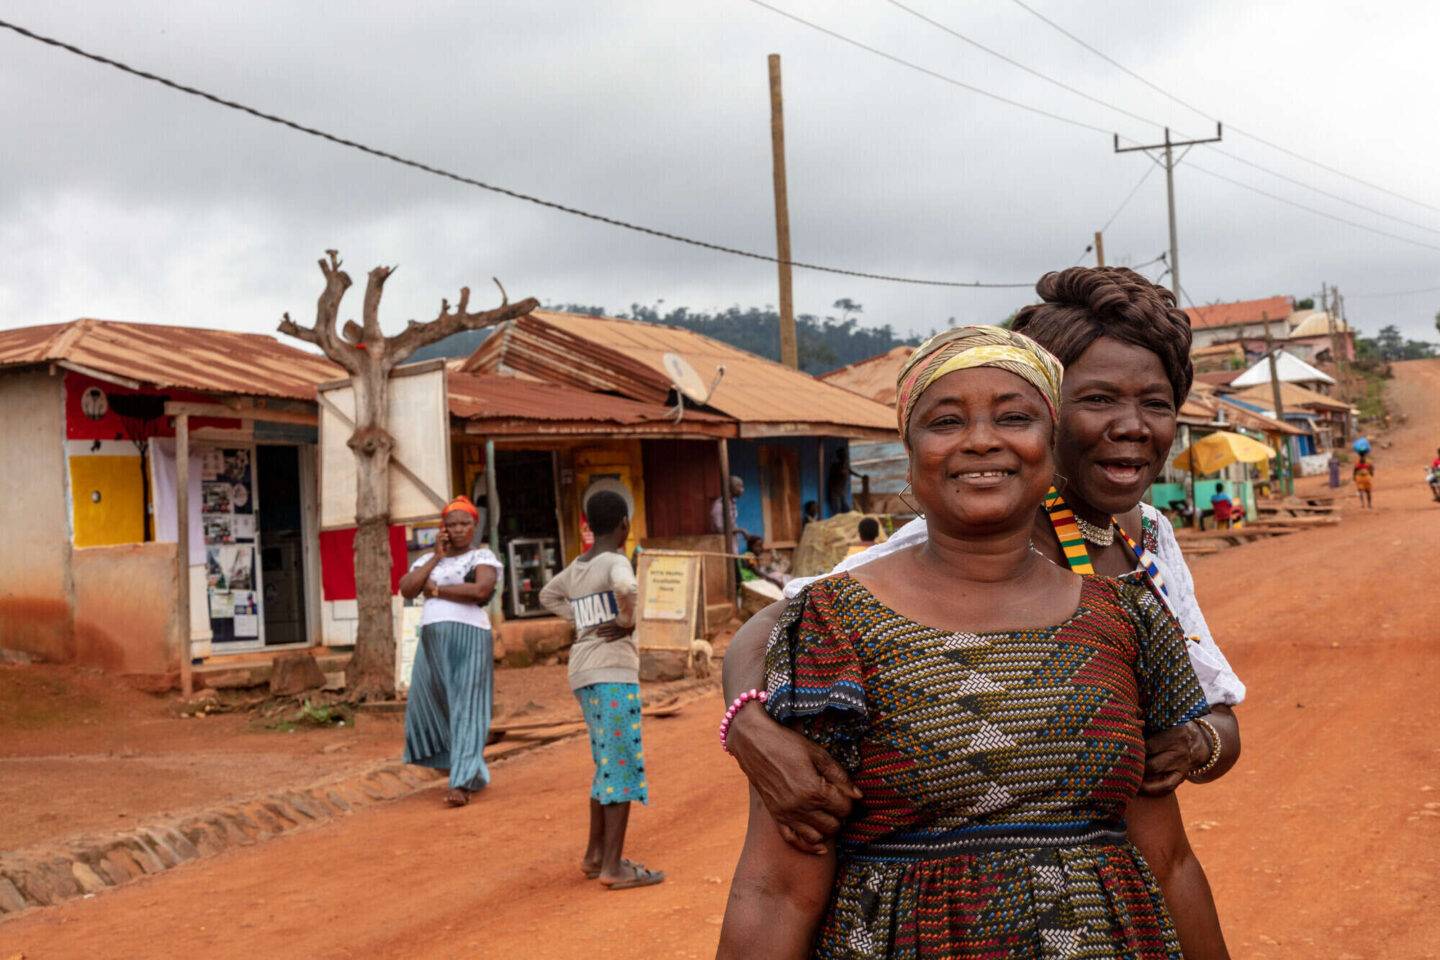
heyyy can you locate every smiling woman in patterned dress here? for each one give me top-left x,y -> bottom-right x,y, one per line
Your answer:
717,325 -> 1213,959
722,268 -> 1240,957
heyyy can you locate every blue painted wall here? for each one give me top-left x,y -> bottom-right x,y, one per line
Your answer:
724,437 -> 851,545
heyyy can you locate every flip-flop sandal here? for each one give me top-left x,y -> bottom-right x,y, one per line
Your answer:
583,858 -> 639,879
603,863 -> 665,890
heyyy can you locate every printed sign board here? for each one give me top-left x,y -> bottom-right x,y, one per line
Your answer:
636,550 -> 704,650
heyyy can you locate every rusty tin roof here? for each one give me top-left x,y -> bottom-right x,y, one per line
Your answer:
462,311 -> 897,439
448,372 -> 733,437
0,318 -> 341,400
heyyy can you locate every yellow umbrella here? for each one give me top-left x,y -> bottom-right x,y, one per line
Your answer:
1172,430 -> 1276,474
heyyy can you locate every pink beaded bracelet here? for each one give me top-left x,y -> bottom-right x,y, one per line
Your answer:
719,689 -> 768,755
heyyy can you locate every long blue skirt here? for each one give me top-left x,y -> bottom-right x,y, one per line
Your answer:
403,621 -> 493,791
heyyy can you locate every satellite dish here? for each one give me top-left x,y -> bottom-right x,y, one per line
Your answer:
661,352 -> 725,422
662,353 -> 710,403
581,478 -> 635,519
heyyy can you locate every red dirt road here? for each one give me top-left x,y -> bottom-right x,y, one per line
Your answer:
6,361 -> 1440,959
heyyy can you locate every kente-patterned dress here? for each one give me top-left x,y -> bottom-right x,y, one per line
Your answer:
765,574 -> 1210,959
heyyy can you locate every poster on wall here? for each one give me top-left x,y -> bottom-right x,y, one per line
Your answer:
205,548 -> 228,589
201,445 -> 263,645
202,483 -> 231,513
203,516 -> 233,543
232,590 -> 259,637
208,589 -> 234,619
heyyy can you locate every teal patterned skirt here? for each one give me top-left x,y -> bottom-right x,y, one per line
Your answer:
403,621 -> 493,792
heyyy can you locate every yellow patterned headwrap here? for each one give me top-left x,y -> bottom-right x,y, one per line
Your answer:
896,325 -> 1064,448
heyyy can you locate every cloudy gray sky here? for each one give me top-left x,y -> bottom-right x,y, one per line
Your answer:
4,0 -> 1440,351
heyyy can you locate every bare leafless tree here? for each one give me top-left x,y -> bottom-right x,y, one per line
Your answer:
280,251 -> 537,700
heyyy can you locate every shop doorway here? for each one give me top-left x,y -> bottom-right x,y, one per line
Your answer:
493,449 -> 563,618
257,445 -> 309,647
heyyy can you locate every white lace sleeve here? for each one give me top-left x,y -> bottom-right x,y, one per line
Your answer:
1144,503 -> 1247,706
782,517 -> 930,598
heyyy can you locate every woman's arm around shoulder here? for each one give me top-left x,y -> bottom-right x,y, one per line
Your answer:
716,787 -> 837,960
722,599 -> 861,854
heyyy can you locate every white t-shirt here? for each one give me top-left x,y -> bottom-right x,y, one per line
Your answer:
410,548 -> 505,630
538,551 -> 640,690
781,502 -> 1246,707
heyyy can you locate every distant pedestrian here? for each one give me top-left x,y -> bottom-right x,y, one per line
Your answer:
1429,448 -> 1440,502
845,516 -> 880,558
1210,481 -> 1240,528
800,500 -> 820,529
826,448 -> 859,515
539,489 -> 664,890
1328,453 -> 1341,489
710,475 -> 748,553
1353,456 -> 1375,509
398,496 -> 504,807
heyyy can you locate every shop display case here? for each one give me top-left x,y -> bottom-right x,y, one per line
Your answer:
506,537 -> 559,618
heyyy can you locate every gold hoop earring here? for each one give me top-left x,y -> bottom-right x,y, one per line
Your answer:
898,482 -> 925,520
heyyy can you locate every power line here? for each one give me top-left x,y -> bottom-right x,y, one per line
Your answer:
1348,285 -> 1440,299
1100,163 -> 1157,234
1203,144 -> 1440,238
880,0 -> 1166,132
887,0 -> 1440,240
1187,162 -> 1440,254
745,0 -> 1117,137
1006,0 -> 1440,216
0,17 -> 1033,291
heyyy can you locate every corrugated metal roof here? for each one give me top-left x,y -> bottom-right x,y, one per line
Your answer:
1227,381 -> 1352,412
1194,370 -> 1243,388
448,371 -> 732,435
1185,296 -> 1292,331
463,310 -> 897,438
0,318 -> 341,400
817,346 -> 913,406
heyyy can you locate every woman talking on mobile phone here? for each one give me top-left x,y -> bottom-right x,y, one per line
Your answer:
398,496 -> 504,806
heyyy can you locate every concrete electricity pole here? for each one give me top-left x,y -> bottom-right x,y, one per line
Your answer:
768,54 -> 798,369
1114,125 -> 1222,301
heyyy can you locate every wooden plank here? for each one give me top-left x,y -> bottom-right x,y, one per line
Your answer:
165,400 -> 318,426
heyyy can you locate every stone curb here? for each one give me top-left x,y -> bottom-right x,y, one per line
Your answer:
0,677 -> 721,922
0,759 -> 445,921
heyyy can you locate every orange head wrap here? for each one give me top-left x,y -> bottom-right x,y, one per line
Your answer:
442,496 -> 480,520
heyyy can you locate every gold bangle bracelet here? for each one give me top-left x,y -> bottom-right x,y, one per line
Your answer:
1186,717 -> 1222,782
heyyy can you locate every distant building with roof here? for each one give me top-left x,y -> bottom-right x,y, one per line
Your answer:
1186,296 -> 1294,350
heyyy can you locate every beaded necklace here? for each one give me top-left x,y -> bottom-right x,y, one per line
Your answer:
1044,486 -> 1167,597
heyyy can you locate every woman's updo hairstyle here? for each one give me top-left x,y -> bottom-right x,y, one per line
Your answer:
1010,266 -> 1193,407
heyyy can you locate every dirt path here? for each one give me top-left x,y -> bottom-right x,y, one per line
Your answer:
6,361 -> 1440,959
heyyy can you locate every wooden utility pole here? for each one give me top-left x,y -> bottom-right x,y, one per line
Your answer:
175,412 -> 192,697
1324,283 -> 1350,403
1262,310 -> 1293,495
1093,231 -> 1105,268
1114,124 -> 1223,301
279,251 -> 536,700
768,54 -> 798,369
